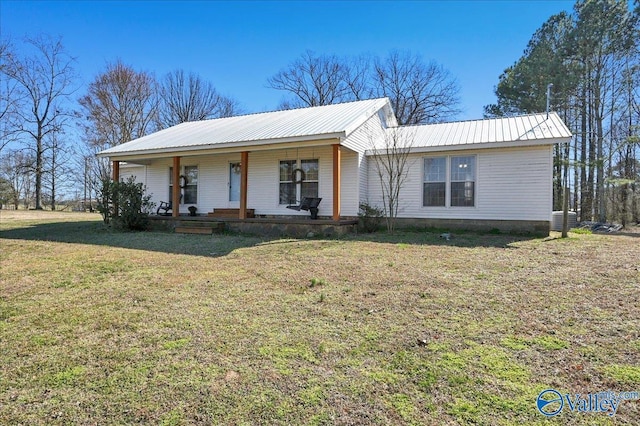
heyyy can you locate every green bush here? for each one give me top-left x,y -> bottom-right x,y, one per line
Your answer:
97,176 -> 155,231
358,202 -> 384,233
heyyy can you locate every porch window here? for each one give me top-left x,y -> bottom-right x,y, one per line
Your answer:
169,165 -> 198,204
279,159 -> 319,205
169,167 -> 175,202
279,160 -> 296,204
183,165 -> 198,204
423,155 -> 476,207
300,159 -> 319,199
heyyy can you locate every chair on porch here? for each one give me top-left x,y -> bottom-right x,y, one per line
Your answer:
156,194 -> 183,216
287,197 -> 322,219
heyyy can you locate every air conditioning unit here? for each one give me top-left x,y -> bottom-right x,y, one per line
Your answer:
551,211 -> 577,231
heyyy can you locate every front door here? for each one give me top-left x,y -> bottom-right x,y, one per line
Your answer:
229,162 -> 241,207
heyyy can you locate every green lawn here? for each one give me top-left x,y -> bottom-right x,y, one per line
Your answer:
1,211 -> 638,425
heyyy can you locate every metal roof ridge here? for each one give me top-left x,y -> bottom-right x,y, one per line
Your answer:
194,97 -> 391,124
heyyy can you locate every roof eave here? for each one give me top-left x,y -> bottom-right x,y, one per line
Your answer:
365,136 -> 571,156
97,131 -> 347,159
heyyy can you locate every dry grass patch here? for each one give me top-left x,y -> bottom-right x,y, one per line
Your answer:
1,211 -> 639,425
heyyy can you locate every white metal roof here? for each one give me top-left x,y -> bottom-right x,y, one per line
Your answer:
98,98 -> 392,157
398,112 -> 572,152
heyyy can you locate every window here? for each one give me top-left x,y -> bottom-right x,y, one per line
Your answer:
169,165 -> 198,204
450,156 -> 475,207
183,166 -> 198,204
300,159 -> 319,199
279,159 -> 319,205
423,155 -> 476,207
169,166 -> 174,201
423,157 -> 446,206
279,160 -> 296,205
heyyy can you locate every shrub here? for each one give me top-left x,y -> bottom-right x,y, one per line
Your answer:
97,176 -> 155,231
358,202 -> 384,233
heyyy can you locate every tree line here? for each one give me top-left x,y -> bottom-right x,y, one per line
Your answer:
486,0 -> 640,226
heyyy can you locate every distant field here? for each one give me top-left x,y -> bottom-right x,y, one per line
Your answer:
1,211 -> 638,425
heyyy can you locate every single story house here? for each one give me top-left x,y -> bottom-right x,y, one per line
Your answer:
98,97 -> 572,234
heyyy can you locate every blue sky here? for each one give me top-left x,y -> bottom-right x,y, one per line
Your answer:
1,0 -> 576,120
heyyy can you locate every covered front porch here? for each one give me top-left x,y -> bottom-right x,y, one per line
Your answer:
111,141 -> 360,226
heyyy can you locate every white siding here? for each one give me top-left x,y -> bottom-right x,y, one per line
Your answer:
342,109 -> 385,154
358,153 -> 368,206
367,145 -> 554,221
140,146 -> 361,217
119,165 -> 147,186
340,150 -> 359,217
342,112 -> 386,210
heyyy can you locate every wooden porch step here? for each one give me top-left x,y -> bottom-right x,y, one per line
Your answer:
175,221 -> 225,234
207,208 -> 255,218
175,226 -> 214,235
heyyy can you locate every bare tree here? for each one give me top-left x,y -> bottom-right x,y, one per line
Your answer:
268,50 -> 461,124
0,149 -> 35,209
267,50 -> 352,108
344,54 -> 374,101
368,124 -> 417,232
156,69 -> 241,129
43,126 -> 74,211
373,50 -> 461,125
79,60 -> 158,180
0,177 -> 12,209
2,35 -> 76,209
0,40 -> 23,153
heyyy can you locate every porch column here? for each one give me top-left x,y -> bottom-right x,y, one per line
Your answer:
332,144 -> 341,221
112,160 -> 121,218
239,151 -> 249,219
112,160 -> 120,181
172,156 -> 181,218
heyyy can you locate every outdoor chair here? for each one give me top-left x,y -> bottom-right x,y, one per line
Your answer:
286,197 -> 322,219
156,194 -> 182,216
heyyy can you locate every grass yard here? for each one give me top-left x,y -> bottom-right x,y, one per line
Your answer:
0,211 -> 638,425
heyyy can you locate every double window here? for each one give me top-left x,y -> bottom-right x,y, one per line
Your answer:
279,159 -> 318,205
423,156 -> 475,207
169,165 -> 198,204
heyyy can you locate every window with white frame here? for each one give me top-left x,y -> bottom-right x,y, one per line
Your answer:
169,165 -> 198,204
423,157 -> 446,206
450,156 -> 475,207
423,155 -> 476,207
279,159 -> 318,205
183,166 -> 198,204
300,159 -> 319,199
169,167 -> 174,202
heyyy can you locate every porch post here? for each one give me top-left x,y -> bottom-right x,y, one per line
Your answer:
332,144 -> 341,221
112,160 -> 120,181
112,160 -> 121,219
172,156 -> 180,218
239,151 -> 249,219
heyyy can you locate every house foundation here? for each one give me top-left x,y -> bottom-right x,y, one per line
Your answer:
392,218 -> 550,236
149,216 -> 358,238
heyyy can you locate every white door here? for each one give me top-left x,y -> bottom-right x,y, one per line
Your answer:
229,162 -> 241,207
